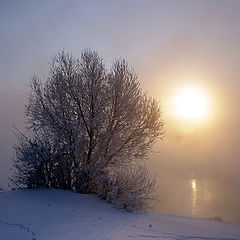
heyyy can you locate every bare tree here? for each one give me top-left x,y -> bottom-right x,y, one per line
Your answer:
11,49 -> 164,210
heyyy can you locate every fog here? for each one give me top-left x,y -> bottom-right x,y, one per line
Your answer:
1,0 -> 240,223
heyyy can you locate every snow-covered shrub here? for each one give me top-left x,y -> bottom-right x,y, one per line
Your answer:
72,167 -> 95,194
10,134 -> 51,189
97,164 -> 157,211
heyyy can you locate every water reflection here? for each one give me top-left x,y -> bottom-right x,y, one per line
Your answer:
154,171 -> 240,224
191,179 -> 198,215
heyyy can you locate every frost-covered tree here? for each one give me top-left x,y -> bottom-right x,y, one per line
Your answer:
11,50 -> 164,210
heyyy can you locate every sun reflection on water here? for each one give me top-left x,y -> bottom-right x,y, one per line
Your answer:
191,179 -> 198,215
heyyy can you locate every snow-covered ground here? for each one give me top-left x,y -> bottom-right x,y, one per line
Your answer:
0,189 -> 239,240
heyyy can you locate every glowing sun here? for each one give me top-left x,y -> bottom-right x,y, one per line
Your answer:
171,87 -> 210,122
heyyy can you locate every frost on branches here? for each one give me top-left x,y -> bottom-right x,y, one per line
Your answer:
11,50 -> 164,211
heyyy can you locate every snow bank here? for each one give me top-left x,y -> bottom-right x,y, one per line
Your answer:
0,189 -> 239,240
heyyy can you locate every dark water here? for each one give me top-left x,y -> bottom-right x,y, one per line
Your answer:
153,174 -> 240,224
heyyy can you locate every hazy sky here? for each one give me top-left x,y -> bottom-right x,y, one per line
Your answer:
1,0 -> 240,191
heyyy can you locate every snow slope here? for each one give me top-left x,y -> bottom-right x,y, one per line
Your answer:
0,189 -> 239,240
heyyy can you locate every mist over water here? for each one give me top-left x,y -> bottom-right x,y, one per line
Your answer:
154,173 -> 240,224
148,133 -> 240,224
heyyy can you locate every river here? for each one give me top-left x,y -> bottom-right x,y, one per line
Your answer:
153,174 -> 240,224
